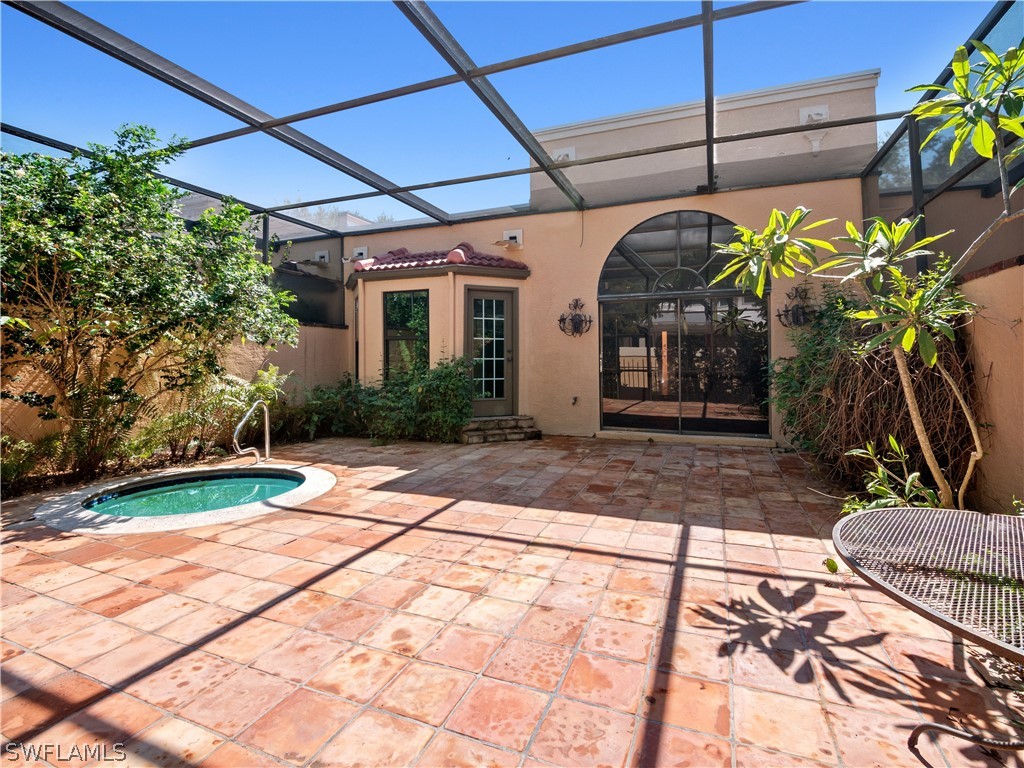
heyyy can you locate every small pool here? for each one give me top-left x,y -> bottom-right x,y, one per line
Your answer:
33,465 -> 337,534
84,472 -> 303,517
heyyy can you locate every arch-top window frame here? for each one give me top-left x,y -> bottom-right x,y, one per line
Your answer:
598,210 -> 765,299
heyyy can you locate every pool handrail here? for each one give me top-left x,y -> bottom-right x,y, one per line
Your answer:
232,399 -> 270,464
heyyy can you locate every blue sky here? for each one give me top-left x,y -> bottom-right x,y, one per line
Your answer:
0,1 -> 1004,223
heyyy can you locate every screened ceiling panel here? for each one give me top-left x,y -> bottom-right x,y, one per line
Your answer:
177,192 -> 226,222
0,4 -> 244,148
713,2 -> 988,115
69,1 -> 454,117
335,197 -> 437,229
166,132 -> 378,209
431,1 -> 702,66
489,28 -> 705,140
260,215 -> 333,243
976,1 -> 1023,57
270,200 -> 428,232
298,82 -> 525,187
0,0 -> 1007,232
416,176 -> 533,218
868,132 -> 913,194
558,148 -> 707,208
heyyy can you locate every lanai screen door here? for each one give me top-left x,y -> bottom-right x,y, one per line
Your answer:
598,211 -> 769,437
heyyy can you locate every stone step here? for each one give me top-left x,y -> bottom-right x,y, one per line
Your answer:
461,415 -> 536,432
461,427 -> 542,445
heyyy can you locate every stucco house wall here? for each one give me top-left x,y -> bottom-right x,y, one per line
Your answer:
530,70 -> 879,209
344,178 -> 863,440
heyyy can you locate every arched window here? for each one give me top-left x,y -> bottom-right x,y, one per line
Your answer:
598,211 -> 770,437
598,211 -> 739,297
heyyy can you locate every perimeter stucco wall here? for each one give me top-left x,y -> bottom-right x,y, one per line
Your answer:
222,325 -> 350,402
960,264 -> 1024,514
345,178 -> 863,439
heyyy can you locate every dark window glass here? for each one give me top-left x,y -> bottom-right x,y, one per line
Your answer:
383,290 -> 428,377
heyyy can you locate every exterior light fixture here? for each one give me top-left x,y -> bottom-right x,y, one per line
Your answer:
776,285 -> 816,328
558,298 -> 593,337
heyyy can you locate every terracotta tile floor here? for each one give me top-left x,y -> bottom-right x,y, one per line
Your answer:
2,436 -> 1021,767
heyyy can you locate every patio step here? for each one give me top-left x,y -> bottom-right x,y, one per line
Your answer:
460,416 -> 541,445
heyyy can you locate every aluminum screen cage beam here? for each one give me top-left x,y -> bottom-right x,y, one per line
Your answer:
701,2 -> 716,193
394,0 -> 585,211
5,0 -> 451,225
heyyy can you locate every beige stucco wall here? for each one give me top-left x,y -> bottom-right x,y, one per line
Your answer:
961,264 -> 1024,514
531,71 -> 878,208
1,326 -> 349,442
345,178 -> 863,439
222,325 -> 350,402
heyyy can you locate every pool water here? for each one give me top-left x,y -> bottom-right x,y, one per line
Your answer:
85,474 -> 302,517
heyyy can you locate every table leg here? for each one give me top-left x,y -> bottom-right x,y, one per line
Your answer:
909,722 -> 1024,752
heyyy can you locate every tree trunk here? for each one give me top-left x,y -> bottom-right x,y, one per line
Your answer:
891,344 -> 955,508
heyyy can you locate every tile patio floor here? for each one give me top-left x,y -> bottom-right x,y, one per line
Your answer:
1,436 -> 1020,767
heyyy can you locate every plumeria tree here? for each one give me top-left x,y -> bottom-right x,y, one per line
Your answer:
713,40 -> 1023,510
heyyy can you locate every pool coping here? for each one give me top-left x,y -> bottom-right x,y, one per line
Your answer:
30,463 -> 337,535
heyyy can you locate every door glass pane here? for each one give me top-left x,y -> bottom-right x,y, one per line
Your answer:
601,296 -> 769,436
473,297 -> 507,401
677,297 -> 769,433
601,300 -> 680,432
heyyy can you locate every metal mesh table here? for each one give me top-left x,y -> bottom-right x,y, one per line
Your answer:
833,507 -> 1023,752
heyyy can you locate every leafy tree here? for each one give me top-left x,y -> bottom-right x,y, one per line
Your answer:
1,125 -> 298,479
713,41 -> 1023,510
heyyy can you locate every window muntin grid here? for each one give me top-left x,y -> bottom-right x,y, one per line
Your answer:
472,298 -> 507,400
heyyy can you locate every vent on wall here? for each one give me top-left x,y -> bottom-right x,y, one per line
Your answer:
349,246 -> 369,263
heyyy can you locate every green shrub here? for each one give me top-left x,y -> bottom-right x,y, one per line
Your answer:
414,357 -> 473,442
133,367 -> 287,462
0,434 -> 58,494
272,356 -> 473,446
272,376 -> 368,442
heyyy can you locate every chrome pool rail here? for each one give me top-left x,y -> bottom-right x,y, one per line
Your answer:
232,400 -> 270,465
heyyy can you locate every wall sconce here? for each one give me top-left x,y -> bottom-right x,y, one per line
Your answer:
776,285 -> 817,328
558,298 -> 593,337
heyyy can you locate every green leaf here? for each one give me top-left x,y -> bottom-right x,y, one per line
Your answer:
950,45 -> 966,83
901,325 -> 917,353
810,257 -> 851,274
971,119 -> 996,159
800,238 -> 837,253
798,217 -> 837,232
999,116 -> 1024,139
918,331 -> 938,367
950,123 -> 970,164
970,39 -> 1001,67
